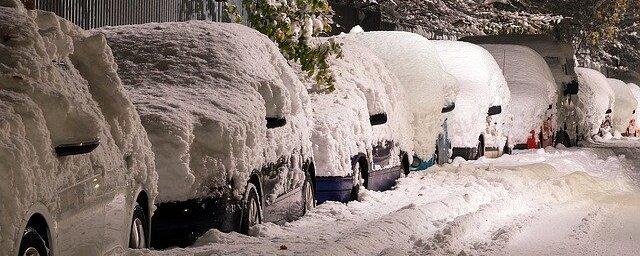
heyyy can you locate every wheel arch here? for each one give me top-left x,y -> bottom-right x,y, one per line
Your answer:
16,202 -> 54,254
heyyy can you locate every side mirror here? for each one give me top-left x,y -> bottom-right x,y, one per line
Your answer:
548,104 -> 553,110
564,80 -> 579,95
441,102 -> 456,113
266,117 -> 287,129
488,105 -> 502,116
606,109 -> 612,114
55,138 -> 100,157
370,113 -> 388,126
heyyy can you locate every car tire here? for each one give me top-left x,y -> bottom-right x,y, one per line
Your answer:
19,227 -> 48,256
240,183 -> 262,234
302,177 -> 315,214
476,139 -> 485,159
351,160 -> 366,201
129,202 -> 148,249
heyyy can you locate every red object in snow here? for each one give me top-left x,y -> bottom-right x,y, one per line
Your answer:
527,130 -> 537,149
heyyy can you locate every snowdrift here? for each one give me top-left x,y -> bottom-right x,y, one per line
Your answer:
98,21 -> 313,202
348,31 -> 458,160
607,78 -> 638,133
434,41 -> 510,149
629,83 -> 640,126
574,68 -> 615,137
481,44 -> 557,145
0,4 -> 157,253
309,36 -> 413,177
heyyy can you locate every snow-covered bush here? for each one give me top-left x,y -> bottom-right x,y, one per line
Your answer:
98,21 -> 313,202
434,41 -> 510,151
348,30 -> 458,160
0,4 -> 157,253
307,36 -> 413,177
607,78 -> 638,133
482,44 -> 557,146
574,68 -> 615,137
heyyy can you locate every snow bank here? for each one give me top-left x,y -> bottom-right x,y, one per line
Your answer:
0,4 -> 156,253
607,78 -> 638,133
434,41 -> 510,149
98,21 -> 312,202
308,36 -> 413,176
481,44 -> 557,145
574,68 -> 615,137
347,31 -> 458,160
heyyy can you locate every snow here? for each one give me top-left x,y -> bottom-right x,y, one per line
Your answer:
574,68 -> 616,138
128,146 -> 640,255
347,30 -> 459,160
481,44 -> 557,145
607,78 -> 638,133
433,41 -> 510,150
307,36 -> 412,177
628,83 -> 640,129
97,21 -> 313,202
0,4 -> 157,254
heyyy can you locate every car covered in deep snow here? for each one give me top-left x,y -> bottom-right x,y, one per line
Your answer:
461,35 -> 580,147
0,4 -> 157,255
348,30 -> 459,169
99,21 -> 316,247
574,68 -> 616,140
434,41 -> 511,160
626,83 -> 640,136
481,44 -> 558,149
309,37 -> 413,203
607,78 -> 638,136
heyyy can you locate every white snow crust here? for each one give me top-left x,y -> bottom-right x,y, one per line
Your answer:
434,41 -> 510,149
308,36 -> 413,177
0,4 -> 157,253
98,21 -> 313,202
347,31 -> 458,160
574,68 -> 615,137
607,78 -> 638,133
482,44 -> 557,145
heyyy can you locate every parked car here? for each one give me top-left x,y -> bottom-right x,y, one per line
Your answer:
99,21 -> 316,248
434,41 -> 511,160
348,30 -> 459,170
607,78 -> 639,136
626,83 -> 640,136
1,6 -> 157,255
461,35 -> 580,146
310,37 -> 413,203
574,68 -> 616,140
480,44 -> 558,149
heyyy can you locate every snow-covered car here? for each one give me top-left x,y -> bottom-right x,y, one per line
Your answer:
309,37 -> 413,203
434,41 -> 511,160
481,44 -> 558,149
574,68 -> 616,140
1,4 -> 157,255
607,78 -> 639,136
348,30 -> 459,169
461,35 -> 580,147
99,21 -> 315,247
626,83 -> 640,136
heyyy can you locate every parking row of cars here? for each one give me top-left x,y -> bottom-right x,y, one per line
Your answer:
3,2 -> 640,254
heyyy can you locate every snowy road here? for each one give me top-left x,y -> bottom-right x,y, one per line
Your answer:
131,144 -> 640,256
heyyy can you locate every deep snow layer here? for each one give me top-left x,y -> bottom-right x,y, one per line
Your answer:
348,31 -> 458,160
629,83 -> 640,126
434,41 -> 510,149
0,3 -> 157,254
129,146 -> 640,255
574,68 -> 616,138
98,22 -> 313,202
607,78 -> 638,133
482,44 -> 557,145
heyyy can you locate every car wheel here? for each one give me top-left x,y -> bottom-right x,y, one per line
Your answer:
351,161 -> 365,201
129,202 -> 148,249
476,140 -> 485,159
241,183 -> 262,234
18,227 -> 48,256
302,177 -> 315,214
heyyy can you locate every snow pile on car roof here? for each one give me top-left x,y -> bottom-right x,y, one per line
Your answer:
434,41 -> 510,148
0,4 -> 157,252
348,31 -> 458,160
308,37 -> 413,176
98,21 -> 312,202
482,44 -> 557,145
574,68 -> 615,137
607,78 -> 638,133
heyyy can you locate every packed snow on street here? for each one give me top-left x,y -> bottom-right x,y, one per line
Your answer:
129,143 -> 640,256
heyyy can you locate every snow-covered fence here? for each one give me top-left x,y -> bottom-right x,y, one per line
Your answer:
34,0 -> 246,29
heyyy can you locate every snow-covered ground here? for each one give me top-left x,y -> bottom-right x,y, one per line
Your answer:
129,144 -> 640,255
